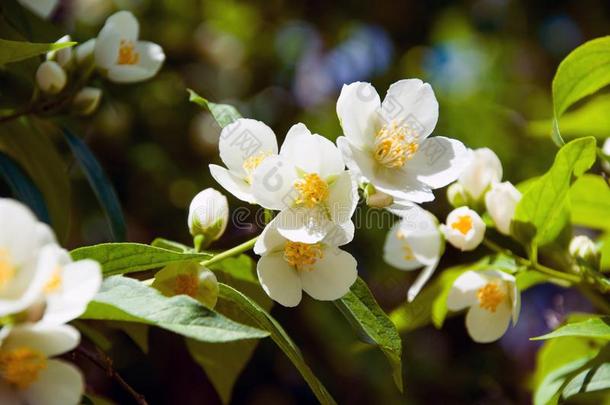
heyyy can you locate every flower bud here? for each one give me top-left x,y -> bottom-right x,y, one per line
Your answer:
447,182 -> 469,208
75,39 -> 96,66
72,87 -> 102,115
36,61 -> 67,94
458,148 -> 503,201
440,206 -> 485,251
485,181 -> 521,235
188,188 -> 229,242
569,235 -> 600,269
366,189 -> 393,208
47,35 -> 73,68
603,138 -> 610,173
153,263 -> 219,308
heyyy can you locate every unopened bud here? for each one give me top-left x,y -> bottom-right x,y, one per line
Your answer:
72,87 -> 102,115
36,61 -> 67,94
47,35 -> 73,68
366,189 -> 393,208
447,182 -> 469,208
188,188 -> 229,243
569,235 -> 600,269
75,39 -> 96,65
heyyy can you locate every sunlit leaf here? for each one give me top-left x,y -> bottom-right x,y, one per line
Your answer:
0,38 -> 75,65
532,316 -> 610,340
187,89 -> 242,128
562,345 -> 610,399
570,174 -> 610,231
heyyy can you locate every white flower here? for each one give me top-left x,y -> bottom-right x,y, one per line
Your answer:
485,181 -> 521,235
383,204 -> 443,301
603,138 -> 610,172
440,206 -> 485,251
253,215 -> 357,307
336,80 -> 468,203
446,270 -> 520,343
72,87 -> 102,116
0,323 -> 83,405
17,0 -> 58,19
209,118 -> 279,204
33,246 -> 102,325
35,61 -> 66,94
252,123 -> 358,243
47,35 -> 73,68
187,188 -> 229,242
94,11 -> 165,83
569,235 -> 600,268
75,39 -> 96,65
458,148 -> 502,200
0,199 -> 56,318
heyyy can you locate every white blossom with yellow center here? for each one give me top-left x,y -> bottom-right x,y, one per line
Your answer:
383,204 -> 444,302
209,118 -> 279,204
254,215 -> 357,307
446,270 -> 520,343
94,11 -> 165,83
0,323 -> 84,405
440,206 -> 486,251
335,80 -> 468,203
252,123 -> 358,244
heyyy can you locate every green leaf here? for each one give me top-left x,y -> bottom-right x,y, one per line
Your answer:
562,345 -> 610,399
0,119 -> 70,240
151,237 -> 193,253
532,316 -> 610,340
513,137 -> 597,248
70,243 -> 212,276
0,38 -> 75,65
570,174 -> 610,231
334,277 -> 403,392
63,129 -> 126,242
0,151 -> 49,222
218,283 -> 336,404
552,36 -> 610,145
82,276 -> 269,343
187,89 -> 242,128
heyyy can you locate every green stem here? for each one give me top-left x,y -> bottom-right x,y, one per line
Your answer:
201,236 -> 258,267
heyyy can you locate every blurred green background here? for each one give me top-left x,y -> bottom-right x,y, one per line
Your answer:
2,0 -> 610,403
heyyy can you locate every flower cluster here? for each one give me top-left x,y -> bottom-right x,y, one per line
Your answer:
33,11 -> 165,116
0,199 -> 102,404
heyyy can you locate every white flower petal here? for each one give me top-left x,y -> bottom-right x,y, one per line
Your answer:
326,171 -> 358,225
300,248 -> 357,301
94,32 -> 121,69
407,260 -> 439,302
383,222 -> 425,271
381,79 -> 438,139
322,220 -> 354,247
275,206 -> 332,244
257,254 -> 302,307
3,323 -> 80,357
107,64 -> 154,83
219,118 -> 278,176
251,156 -> 298,210
24,360 -> 84,405
336,82 -> 381,149
465,301 -> 512,343
446,270 -> 487,311
209,164 -> 254,203
408,136 -> 469,189
458,148 -> 503,200
99,10 -> 139,41
253,216 -> 287,255
280,124 -> 344,177
0,198 -> 40,265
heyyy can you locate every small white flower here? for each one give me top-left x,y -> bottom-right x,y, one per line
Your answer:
254,215 -> 357,307
47,35 -> 73,68
446,270 -> 520,343
209,118 -> 279,204
187,188 -> 229,242
72,87 -> 102,115
0,199 -> 56,318
458,148 -> 502,200
602,138 -> 610,172
336,80 -> 468,203
252,123 -> 358,243
75,39 -> 96,65
569,235 -> 600,268
485,181 -> 521,235
383,205 -> 443,301
440,206 -> 485,251
94,11 -> 165,83
0,323 -> 84,405
17,0 -> 59,19
35,61 -> 66,94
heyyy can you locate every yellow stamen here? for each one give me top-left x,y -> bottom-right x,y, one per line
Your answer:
451,215 -> 473,235
283,241 -> 323,271
174,274 -> 199,297
0,249 -> 15,289
294,173 -> 329,208
44,267 -> 62,294
396,231 -> 415,260
0,347 -> 47,390
117,40 -> 140,65
477,282 -> 506,312
374,121 -> 419,168
242,151 -> 272,184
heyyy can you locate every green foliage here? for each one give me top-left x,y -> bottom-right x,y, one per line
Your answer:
82,276 -> 269,343
187,89 -> 242,128
532,316 -> 610,340
552,36 -> 610,145
0,38 -> 75,65
218,283 -> 337,405
561,345 -> 610,400
70,242 -> 212,276
334,277 -> 403,392
63,129 -> 126,242
513,137 -> 597,251
570,174 -> 610,232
